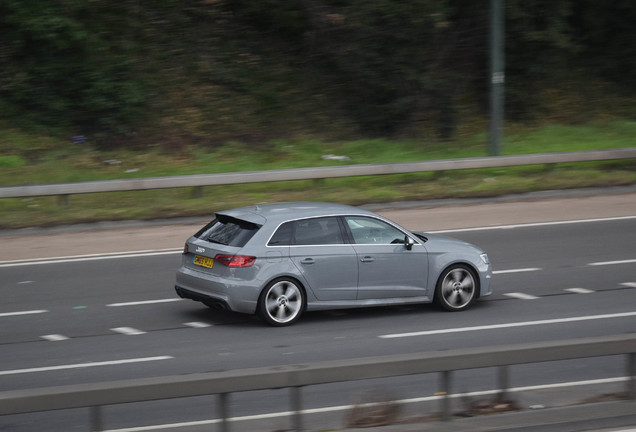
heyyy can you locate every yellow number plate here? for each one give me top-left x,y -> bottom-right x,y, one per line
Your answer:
193,255 -> 214,269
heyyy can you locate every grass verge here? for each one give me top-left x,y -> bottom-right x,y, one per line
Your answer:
1,121 -> 636,229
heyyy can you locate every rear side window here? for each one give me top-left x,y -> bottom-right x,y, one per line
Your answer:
268,221 -> 293,246
195,215 -> 260,247
268,217 -> 345,246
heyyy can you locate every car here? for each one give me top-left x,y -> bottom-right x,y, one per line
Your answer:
175,202 -> 492,326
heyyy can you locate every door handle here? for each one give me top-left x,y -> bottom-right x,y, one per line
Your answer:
300,258 -> 315,265
360,256 -> 374,263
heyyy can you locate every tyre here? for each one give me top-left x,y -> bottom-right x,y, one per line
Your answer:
258,278 -> 306,326
434,264 -> 478,311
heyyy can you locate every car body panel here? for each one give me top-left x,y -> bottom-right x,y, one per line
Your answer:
353,243 -> 429,299
289,244 -> 359,301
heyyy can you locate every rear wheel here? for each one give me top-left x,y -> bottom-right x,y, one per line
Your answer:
434,264 -> 477,311
258,278 -> 306,326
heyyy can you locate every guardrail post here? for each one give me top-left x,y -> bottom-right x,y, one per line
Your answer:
497,365 -> 510,402
90,406 -> 103,431
217,393 -> 229,432
290,386 -> 303,431
191,186 -> 204,199
439,371 -> 452,421
58,194 -> 69,207
628,353 -> 636,400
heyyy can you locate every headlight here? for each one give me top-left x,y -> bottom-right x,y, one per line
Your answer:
480,253 -> 490,265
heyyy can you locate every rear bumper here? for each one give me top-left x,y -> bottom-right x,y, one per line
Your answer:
175,266 -> 259,314
175,285 -> 231,311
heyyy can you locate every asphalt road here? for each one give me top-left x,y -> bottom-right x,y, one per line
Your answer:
1,191 -> 636,431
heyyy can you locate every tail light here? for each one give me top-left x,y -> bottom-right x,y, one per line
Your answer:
214,254 -> 256,268
183,243 -> 189,254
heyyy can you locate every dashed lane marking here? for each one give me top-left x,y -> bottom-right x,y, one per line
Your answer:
107,299 -> 183,307
588,258 -> 636,266
41,334 -> 70,342
111,327 -> 146,336
504,292 -> 539,300
620,282 -> 636,288
565,287 -> 594,294
493,268 -> 541,275
184,322 -> 211,328
0,310 -> 48,318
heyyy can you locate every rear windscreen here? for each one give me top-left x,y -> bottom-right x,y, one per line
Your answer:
194,215 -> 260,247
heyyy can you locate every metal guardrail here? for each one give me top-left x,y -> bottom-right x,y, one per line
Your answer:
1,334 -> 635,431
1,148 -> 635,199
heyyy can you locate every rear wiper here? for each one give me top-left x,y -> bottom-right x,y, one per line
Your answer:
207,238 -> 229,245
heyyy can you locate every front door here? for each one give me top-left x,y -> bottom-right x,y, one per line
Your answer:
344,216 -> 428,299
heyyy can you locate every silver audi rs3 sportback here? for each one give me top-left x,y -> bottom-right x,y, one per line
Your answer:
175,202 -> 492,326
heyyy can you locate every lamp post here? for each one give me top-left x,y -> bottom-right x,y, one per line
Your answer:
490,0 -> 504,156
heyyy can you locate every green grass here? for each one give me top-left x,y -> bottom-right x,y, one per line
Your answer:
1,120 -> 635,228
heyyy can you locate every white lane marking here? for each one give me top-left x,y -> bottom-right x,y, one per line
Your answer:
493,268 -> 541,275
0,249 -> 182,268
379,311 -> 636,339
0,309 -> 48,318
108,299 -> 183,307
504,292 -> 539,300
101,376 -> 629,432
111,327 -> 146,336
0,356 -> 173,376
184,322 -> 211,328
2,215 -> 634,268
18,280 -> 34,284
41,334 -> 70,342
566,287 -> 594,294
621,282 -> 636,288
589,259 -> 636,266
431,215 -> 636,234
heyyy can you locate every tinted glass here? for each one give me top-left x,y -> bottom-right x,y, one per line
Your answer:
345,216 -> 405,245
268,221 -> 293,246
195,215 -> 260,247
293,217 -> 345,245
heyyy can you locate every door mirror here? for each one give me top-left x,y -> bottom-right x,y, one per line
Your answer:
405,236 -> 414,250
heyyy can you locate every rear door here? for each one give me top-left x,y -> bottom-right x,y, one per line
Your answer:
286,217 -> 358,301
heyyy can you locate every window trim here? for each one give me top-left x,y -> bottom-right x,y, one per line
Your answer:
266,214 -> 420,248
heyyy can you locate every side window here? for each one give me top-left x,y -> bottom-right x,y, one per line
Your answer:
345,216 -> 405,245
293,217 -> 345,245
268,221 -> 293,246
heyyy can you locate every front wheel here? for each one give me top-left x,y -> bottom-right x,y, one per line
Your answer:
434,264 -> 478,311
258,278 -> 306,326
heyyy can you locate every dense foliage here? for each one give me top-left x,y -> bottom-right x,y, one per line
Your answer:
1,0 -> 635,145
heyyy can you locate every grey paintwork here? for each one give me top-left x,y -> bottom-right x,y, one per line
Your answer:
175,202 -> 492,320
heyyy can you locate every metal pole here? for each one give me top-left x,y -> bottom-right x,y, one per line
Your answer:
217,393 -> 229,432
439,371 -> 452,421
489,0 -> 504,156
628,353 -> 636,400
290,386 -> 303,431
497,365 -> 510,402
90,406 -> 103,431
